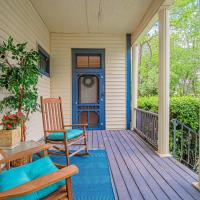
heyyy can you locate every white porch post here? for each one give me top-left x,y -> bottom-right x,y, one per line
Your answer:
157,6 -> 170,156
192,129 -> 200,190
131,44 -> 139,129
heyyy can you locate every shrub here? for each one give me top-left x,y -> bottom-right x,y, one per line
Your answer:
138,96 -> 200,131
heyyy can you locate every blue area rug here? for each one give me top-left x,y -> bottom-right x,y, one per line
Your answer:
50,150 -> 115,200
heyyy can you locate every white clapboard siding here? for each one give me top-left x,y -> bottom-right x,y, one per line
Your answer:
50,33 -> 126,130
0,0 -> 50,140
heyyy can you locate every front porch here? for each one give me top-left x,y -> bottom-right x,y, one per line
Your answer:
0,0 -> 200,199
85,130 -> 200,200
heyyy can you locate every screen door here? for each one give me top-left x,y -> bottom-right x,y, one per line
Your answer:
72,49 -> 105,130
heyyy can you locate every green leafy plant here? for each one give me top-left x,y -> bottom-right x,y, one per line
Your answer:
0,37 -> 40,139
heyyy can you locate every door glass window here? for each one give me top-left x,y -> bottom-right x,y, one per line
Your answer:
78,75 -> 99,104
78,112 -> 99,128
89,56 -> 100,68
77,56 -> 88,68
90,112 -> 99,128
77,55 -> 100,68
78,112 -> 88,125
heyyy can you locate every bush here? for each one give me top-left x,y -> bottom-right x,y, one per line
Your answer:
138,96 -> 200,131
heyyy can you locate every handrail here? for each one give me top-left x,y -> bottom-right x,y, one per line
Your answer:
172,119 -> 199,172
134,108 -> 158,149
134,108 -> 158,117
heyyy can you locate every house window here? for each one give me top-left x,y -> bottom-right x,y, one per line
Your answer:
38,45 -> 50,77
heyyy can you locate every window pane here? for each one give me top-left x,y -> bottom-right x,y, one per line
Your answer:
76,55 -> 101,68
77,56 -> 88,67
90,112 -> 99,128
78,75 -> 99,104
89,56 -> 100,68
38,46 -> 50,76
79,112 -> 88,125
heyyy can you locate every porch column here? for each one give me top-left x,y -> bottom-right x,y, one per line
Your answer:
192,132 -> 200,190
157,6 -> 170,156
131,44 -> 139,129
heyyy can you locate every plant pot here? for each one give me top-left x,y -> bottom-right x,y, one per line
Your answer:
0,127 -> 21,149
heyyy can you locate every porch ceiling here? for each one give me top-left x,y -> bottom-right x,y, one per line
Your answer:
30,0 -> 154,33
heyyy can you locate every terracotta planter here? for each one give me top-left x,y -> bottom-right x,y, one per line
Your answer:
0,127 -> 21,149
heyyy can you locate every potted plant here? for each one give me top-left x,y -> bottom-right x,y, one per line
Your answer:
0,112 -> 25,149
0,36 -> 40,144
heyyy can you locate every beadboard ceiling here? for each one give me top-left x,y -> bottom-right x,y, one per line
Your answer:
30,0 -> 153,33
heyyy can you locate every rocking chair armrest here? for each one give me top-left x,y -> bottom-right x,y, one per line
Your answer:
0,165 -> 78,200
64,124 -> 88,128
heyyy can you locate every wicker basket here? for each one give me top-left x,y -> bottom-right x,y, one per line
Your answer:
11,156 -> 29,167
0,127 -> 21,149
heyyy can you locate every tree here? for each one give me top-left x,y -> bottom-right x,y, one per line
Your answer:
170,0 -> 200,96
138,0 -> 200,97
138,24 -> 159,97
0,37 -> 40,140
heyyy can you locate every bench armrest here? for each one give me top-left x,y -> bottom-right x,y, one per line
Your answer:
0,165 -> 78,200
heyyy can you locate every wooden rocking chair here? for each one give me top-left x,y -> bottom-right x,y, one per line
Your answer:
0,144 -> 78,200
40,97 -> 88,165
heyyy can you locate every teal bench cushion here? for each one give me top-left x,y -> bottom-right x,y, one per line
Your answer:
47,129 -> 83,141
0,157 -> 64,200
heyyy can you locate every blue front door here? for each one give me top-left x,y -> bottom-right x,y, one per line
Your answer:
72,49 -> 105,130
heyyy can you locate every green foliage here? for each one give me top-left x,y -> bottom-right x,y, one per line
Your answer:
138,0 -> 200,97
138,96 -> 200,131
0,36 -> 40,119
138,25 -> 159,96
170,0 -> 200,96
137,96 -> 158,113
170,96 -> 200,131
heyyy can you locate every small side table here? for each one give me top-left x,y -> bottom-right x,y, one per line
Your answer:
0,140 -> 42,169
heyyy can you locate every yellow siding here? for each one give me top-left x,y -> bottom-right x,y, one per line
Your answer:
51,33 -> 126,130
0,0 -> 50,140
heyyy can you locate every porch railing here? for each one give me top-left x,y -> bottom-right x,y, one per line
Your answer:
134,108 -> 158,149
172,119 -> 199,172
134,108 -> 199,172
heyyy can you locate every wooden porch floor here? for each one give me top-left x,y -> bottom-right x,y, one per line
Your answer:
85,130 -> 200,200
